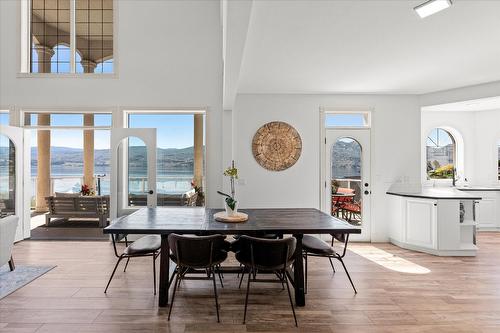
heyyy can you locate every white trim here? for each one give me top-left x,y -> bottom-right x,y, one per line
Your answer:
70,0 -> 76,73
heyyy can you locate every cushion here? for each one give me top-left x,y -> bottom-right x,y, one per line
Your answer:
302,235 -> 335,255
124,235 -> 161,255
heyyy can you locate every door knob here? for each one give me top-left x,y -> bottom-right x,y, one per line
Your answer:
364,190 -> 370,195
148,190 -> 154,195
364,183 -> 369,187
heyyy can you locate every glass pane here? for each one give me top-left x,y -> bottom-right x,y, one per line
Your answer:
498,141 -> 500,181
128,113 -> 204,207
331,137 -> 362,226
127,137 -> 148,207
0,134 -> 16,217
30,0 -> 71,73
426,128 -> 455,179
76,0 -> 113,74
326,113 -> 366,127
0,112 -> 9,126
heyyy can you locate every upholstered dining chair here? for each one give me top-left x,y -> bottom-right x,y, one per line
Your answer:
104,234 -> 161,294
302,233 -> 357,294
167,233 -> 229,322
235,235 -> 298,327
0,215 -> 19,271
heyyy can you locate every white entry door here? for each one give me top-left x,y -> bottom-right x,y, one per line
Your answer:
0,125 -> 31,241
325,128 -> 371,241
110,128 -> 157,219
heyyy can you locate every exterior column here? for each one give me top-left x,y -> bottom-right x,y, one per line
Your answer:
34,45 -> 54,212
81,59 -> 97,73
83,114 -> 94,190
193,114 -> 204,188
36,114 -> 51,212
34,45 -> 54,73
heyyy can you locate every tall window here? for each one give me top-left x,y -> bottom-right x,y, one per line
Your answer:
426,128 -> 456,179
29,0 -> 113,74
497,140 -> 500,181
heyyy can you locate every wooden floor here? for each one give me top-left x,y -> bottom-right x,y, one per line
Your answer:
2,233 -> 500,333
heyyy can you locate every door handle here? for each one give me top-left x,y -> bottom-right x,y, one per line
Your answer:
364,190 -> 370,195
148,190 -> 154,195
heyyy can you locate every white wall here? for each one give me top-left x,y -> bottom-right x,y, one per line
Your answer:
421,109 -> 500,186
232,94 -> 421,242
475,110 -> 500,185
0,0 -> 223,207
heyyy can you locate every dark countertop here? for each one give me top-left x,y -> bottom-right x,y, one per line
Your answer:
387,186 -> 482,200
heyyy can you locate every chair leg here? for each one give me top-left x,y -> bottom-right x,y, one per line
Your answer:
168,267 -> 178,289
304,253 -> 308,294
238,266 -> 246,289
283,270 -> 298,327
243,269 -> 252,324
123,258 -> 130,272
217,267 -> 224,288
211,267 -> 220,323
338,257 -> 357,294
328,257 -> 336,273
168,270 -> 181,321
8,256 -> 15,271
153,254 -> 157,295
104,256 -> 124,293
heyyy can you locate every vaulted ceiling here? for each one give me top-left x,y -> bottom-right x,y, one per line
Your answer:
223,0 -> 500,108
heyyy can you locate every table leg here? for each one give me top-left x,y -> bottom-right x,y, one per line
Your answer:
292,233 -> 305,307
159,234 -> 170,307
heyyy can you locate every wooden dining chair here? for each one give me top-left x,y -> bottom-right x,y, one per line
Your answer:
167,233 -> 229,323
302,233 -> 357,294
104,234 -> 161,294
235,235 -> 298,326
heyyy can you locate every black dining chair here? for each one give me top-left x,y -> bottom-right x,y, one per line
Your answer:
104,234 -> 161,294
167,233 -> 229,322
235,235 -> 298,326
302,233 -> 357,294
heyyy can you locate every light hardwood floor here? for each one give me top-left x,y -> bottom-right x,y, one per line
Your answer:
2,233 -> 500,332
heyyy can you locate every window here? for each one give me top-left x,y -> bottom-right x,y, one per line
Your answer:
127,111 -> 206,207
426,128 -> 456,179
0,111 -> 9,126
497,140 -> 500,181
28,0 -> 113,74
325,112 -> 371,128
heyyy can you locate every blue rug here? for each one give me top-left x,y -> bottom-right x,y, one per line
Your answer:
0,264 -> 56,299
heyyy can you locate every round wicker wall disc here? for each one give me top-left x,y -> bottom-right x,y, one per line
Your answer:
252,121 -> 302,171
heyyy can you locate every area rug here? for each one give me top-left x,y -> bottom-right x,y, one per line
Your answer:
0,265 -> 56,299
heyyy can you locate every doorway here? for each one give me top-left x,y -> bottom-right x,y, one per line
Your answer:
321,111 -> 372,241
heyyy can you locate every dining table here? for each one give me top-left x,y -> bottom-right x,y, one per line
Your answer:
103,207 -> 361,307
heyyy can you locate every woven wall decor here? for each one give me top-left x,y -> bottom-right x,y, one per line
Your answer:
252,121 -> 302,171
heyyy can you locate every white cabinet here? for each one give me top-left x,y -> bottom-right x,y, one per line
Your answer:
405,199 -> 437,250
460,191 -> 500,230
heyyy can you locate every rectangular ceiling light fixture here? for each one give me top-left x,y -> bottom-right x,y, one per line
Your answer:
414,0 -> 452,18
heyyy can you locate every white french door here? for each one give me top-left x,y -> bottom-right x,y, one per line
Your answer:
325,128 -> 371,241
0,125 -> 31,241
110,128 -> 157,219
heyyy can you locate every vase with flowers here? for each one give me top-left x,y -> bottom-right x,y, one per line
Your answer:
80,184 -> 95,196
217,161 -> 238,216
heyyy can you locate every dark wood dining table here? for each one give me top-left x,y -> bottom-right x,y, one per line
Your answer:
103,207 -> 361,307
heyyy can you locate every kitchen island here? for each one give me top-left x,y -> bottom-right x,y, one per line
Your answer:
387,185 -> 483,256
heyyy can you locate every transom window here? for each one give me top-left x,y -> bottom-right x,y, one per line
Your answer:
325,112 -> 371,128
426,128 -> 456,179
27,0 -> 113,74
0,111 -> 9,126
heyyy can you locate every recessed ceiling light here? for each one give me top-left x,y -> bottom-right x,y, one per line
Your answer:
414,0 -> 452,18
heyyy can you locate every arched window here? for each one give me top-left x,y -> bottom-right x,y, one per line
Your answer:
426,128 -> 456,179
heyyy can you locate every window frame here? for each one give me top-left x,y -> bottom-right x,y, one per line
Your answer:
18,0 -> 118,78
425,128 -> 457,180
323,109 -> 372,129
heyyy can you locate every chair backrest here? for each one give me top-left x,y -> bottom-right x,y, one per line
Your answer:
0,215 -> 19,267
168,233 -> 227,269
235,235 -> 296,271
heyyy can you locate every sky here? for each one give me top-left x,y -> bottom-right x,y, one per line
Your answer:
29,113 -> 196,150
325,113 -> 366,127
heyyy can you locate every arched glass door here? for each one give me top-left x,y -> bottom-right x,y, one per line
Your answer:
326,129 -> 371,241
0,134 -> 16,218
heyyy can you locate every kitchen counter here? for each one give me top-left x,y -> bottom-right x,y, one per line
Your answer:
456,186 -> 500,192
387,185 -> 482,200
